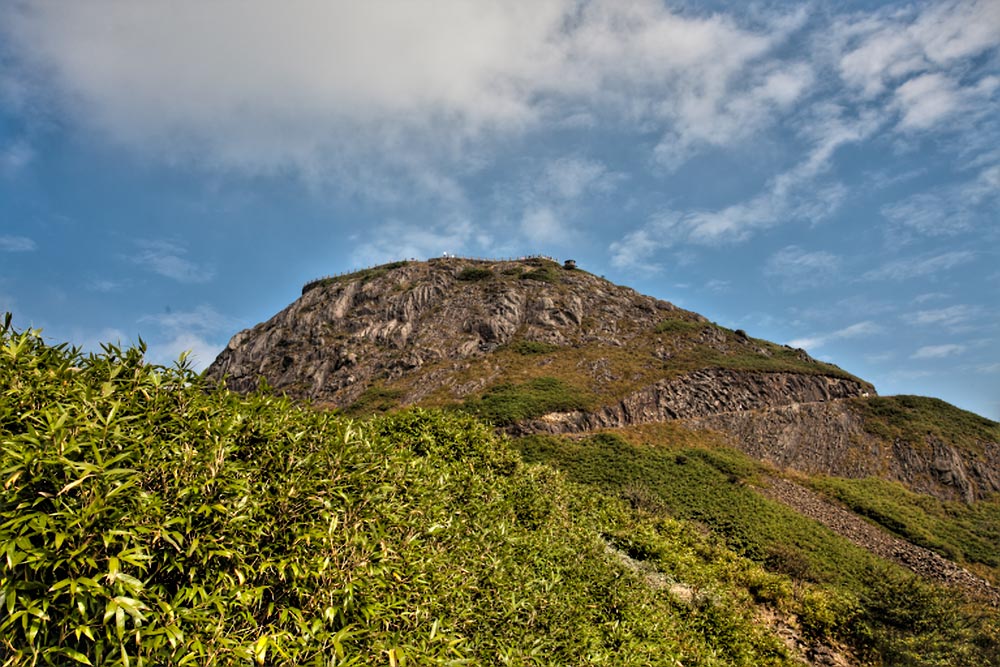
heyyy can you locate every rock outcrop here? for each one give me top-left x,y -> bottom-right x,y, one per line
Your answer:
687,401 -> 1000,502
516,369 -> 869,433
208,257 -> 851,407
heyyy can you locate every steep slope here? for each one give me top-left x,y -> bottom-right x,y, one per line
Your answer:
207,257 -> 869,410
206,257 -> 997,504
688,397 -> 1000,502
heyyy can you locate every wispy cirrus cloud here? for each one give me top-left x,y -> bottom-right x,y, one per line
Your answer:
350,216 -> 491,266
788,320 -> 883,350
862,250 -> 975,281
901,304 -> 983,331
610,103 -> 879,268
835,0 -> 1000,100
131,240 -> 215,284
0,139 -> 34,174
0,235 -> 36,252
882,164 -> 1000,242
912,343 -> 966,359
763,245 -> 841,291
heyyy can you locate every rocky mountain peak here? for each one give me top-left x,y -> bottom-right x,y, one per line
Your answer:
206,256 -> 867,409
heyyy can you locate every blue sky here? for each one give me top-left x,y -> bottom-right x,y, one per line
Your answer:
1,0 -> 998,418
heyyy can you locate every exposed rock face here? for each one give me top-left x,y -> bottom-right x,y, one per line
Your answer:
687,402 -> 1000,502
516,370 -> 869,433
207,258 -> 689,404
207,257 -> 998,503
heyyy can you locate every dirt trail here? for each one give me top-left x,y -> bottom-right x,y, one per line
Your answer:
757,476 -> 1000,606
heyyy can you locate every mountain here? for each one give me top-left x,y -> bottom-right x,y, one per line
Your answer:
5,260 -> 1000,665
206,257 -> 1000,504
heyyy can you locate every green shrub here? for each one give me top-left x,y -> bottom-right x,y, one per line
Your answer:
455,266 -> 493,282
0,320 -> 813,665
463,376 -> 589,426
519,267 -> 558,283
345,384 -> 404,416
506,339 -> 559,355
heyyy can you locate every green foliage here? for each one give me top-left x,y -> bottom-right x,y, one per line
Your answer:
462,377 -> 589,426
0,320 -> 815,666
4,318 -> 995,665
852,395 -> 1000,454
518,266 -> 559,283
518,433 -> 861,575
505,340 -> 559,355
851,565 -> 998,666
811,476 -> 1000,577
517,431 -> 1000,664
455,266 -> 493,282
647,319 -> 870,386
344,384 -> 404,416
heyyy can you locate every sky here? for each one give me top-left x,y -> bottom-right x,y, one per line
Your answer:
1,0 -> 998,419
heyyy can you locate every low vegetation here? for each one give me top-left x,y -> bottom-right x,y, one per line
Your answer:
518,266 -> 560,283
455,266 -> 493,282
461,376 -> 591,426
341,384 -> 404,417
303,261 -> 411,293
505,339 -> 560,355
809,476 -> 1000,582
517,430 -> 1000,665
851,395 -> 1000,455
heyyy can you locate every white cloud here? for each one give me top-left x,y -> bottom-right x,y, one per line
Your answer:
902,304 -> 982,330
520,207 -> 566,246
913,292 -> 950,304
862,250 -> 975,281
912,343 -> 966,359
764,245 -> 841,290
788,320 -> 883,350
610,107 -> 877,266
704,279 -> 730,293
0,0 -> 808,189
882,192 -> 973,238
131,240 -> 215,284
138,304 -> 240,371
608,228 -> 662,273
542,157 -> 616,201
138,305 -> 239,338
146,333 -> 223,372
0,235 -> 36,252
895,72 -> 962,130
975,362 -> 1000,373
836,0 -> 1000,98
87,279 -> 124,293
0,140 -> 33,174
351,216 -> 489,265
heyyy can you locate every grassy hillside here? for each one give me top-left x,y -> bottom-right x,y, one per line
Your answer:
517,428 -> 1000,666
851,395 -> 1000,455
2,319 -> 996,665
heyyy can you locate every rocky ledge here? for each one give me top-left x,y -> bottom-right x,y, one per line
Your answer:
515,369 -> 869,434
